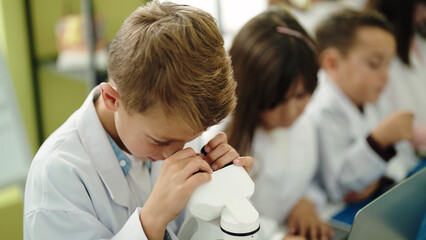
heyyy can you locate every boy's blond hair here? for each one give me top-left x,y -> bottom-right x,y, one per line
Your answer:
108,1 -> 236,132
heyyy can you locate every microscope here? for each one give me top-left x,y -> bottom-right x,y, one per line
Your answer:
178,164 -> 260,240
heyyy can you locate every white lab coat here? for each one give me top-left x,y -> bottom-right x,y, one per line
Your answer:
24,88 -> 179,240
249,116 -> 326,224
302,70 -> 418,202
383,34 -> 426,125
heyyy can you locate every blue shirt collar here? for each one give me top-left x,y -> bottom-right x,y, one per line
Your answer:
107,134 -> 131,176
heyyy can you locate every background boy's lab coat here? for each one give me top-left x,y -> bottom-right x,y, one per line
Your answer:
24,88 -> 179,240
303,70 -> 418,202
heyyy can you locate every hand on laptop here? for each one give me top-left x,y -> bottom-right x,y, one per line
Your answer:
287,198 -> 334,240
344,179 -> 380,204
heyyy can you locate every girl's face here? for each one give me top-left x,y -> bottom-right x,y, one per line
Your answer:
260,77 -> 311,130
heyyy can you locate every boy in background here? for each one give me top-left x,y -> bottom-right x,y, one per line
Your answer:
24,1 -> 253,239
303,9 -> 418,203
366,0 -> 426,154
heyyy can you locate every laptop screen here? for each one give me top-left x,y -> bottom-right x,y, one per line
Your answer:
347,168 -> 426,240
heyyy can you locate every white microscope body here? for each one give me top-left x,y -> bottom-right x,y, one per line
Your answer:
179,165 -> 260,240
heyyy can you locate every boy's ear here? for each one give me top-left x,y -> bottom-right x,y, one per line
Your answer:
99,82 -> 120,111
320,48 -> 340,74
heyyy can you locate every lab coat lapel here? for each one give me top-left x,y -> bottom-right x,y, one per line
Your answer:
76,87 -> 132,210
322,73 -> 368,137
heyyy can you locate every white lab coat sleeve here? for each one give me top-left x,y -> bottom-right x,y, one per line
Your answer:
386,140 -> 418,182
375,92 -> 419,182
113,208 -> 148,240
316,111 -> 387,202
24,153 -> 149,240
24,208 -> 148,240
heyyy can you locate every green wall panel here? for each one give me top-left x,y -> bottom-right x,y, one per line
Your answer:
93,0 -> 146,42
0,186 -> 23,240
31,0 -> 146,60
0,0 -> 40,154
38,64 -> 87,137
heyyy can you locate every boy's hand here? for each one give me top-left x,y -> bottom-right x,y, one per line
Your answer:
344,179 -> 379,204
140,148 -> 212,239
287,198 -> 334,240
371,111 -> 414,148
202,132 -> 254,173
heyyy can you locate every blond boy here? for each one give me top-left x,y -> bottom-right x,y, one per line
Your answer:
24,1 -> 253,239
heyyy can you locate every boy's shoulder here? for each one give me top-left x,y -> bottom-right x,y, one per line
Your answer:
25,104 -> 109,212
33,89 -> 108,174
29,95 -> 107,186
25,120 -> 91,209
31,113 -> 94,179
303,80 -> 360,138
35,106 -> 82,156
306,82 -> 344,120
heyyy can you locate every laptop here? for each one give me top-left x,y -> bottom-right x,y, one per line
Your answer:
330,168 -> 426,240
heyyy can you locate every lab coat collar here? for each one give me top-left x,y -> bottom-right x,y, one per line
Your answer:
319,70 -> 367,134
75,87 -> 132,209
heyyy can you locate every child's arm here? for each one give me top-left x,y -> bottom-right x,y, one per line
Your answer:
370,111 -> 414,148
370,111 -> 417,181
318,110 -> 414,202
140,148 -> 212,239
140,139 -> 254,239
139,138 -> 254,239
316,113 -> 388,202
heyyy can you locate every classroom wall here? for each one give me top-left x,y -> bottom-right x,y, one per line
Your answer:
31,0 -> 146,60
0,0 -> 39,154
1,0 -> 147,149
0,186 -> 23,240
1,0 -> 148,152
31,0 -> 146,138
0,2 -> 39,239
